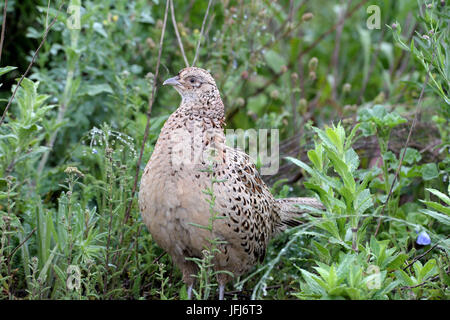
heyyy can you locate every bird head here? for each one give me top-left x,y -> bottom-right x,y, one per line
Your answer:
163,67 -> 219,103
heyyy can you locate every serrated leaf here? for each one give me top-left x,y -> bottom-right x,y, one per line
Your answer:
317,220 -> 341,240
313,127 -> 337,152
285,156 -> 314,176
419,208 -> 450,225
345,123 -> 361,150
336,253 -> 356,279
345,148 -> 359,173
325,127 -> 343,154
326,149 -> 355,193
394,269 -> 415,286
313,241 -> 331,263
426,188 -> 450,206
354,189 -> 373,216
420,200 -> 450,215
378,279 -> 401,297
412,260 -> 423,279
386,253 -> 408,271
344,287 -> 361,300
300,269 -> 327,294
384,112 -> 407,128
419,259 -> 437,281
402,147 -> 422,165
307,149 -> 322,171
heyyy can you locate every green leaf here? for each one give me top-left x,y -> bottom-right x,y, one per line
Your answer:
264,50 -> 286,73
136,8 -> 154,24
348,264 -> 363,289
386,253 -> 408,271
307,145 -> 323,171
313,241 -> 331,263
326,149 -> 355,194
81,83 -> 114,96
402,147 -> 422,165
369,236 -> 380,257
285,156 -> 314,176
304,182 -> 332,206
421,163 -> 439,181
327,265 -> 339,289
419,259 -> 437,281
394,269 -> 415,286
345,123 -> 361,150
345,148 -> 359,173
371,104 -> 388,122
419,208 -> 450,225
426,188 -> 450,206
38,245 -> 58,282
300,269 -> 327,294
0,66 -> 17,77
179,284 -> 188,300
378,279 -> 401,297
354,188 -> 373,216
384,112 -> 407,128
93,22 -> 108,37
336,253 -> 356,279
313,127 -> 337,152
313,265 -> 331,289
325,127 -> 343,155
317,220 -> 341,240
344,287 -> 361,300
420,200 -> 450,215
383,151 -> 397,163
359,122 -> 377,137
412,260 -> 423,280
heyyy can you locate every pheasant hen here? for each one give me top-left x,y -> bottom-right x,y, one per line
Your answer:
138,67 -> 323,299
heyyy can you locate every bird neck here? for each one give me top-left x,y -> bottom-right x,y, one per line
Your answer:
177,89 -> 225,128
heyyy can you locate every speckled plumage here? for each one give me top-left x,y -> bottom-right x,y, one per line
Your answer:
138,67 -> 323,299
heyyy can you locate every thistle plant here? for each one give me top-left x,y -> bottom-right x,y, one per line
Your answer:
287,122 -> 373,252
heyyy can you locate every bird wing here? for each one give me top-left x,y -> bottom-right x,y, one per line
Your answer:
210,144 -> 283,264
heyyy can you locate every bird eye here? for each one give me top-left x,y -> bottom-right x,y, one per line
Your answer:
190,78 -> 195,83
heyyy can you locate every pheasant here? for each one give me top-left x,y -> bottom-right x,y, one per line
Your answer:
138,67 -> 323,300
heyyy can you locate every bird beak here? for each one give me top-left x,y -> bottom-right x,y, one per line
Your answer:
163,76 -> 181,86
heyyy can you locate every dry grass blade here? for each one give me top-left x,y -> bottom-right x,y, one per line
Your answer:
123,0 -> 170,226
0,0 -> 8,63
7,227 -> 36,262
374,71 -> 431,236
170,0 -> 189,68
192,0 -> 213,66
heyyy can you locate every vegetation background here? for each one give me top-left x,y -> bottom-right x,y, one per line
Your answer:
0,0 -> 448,300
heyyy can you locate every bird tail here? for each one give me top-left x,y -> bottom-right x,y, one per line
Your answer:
276,197 -> 324,229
